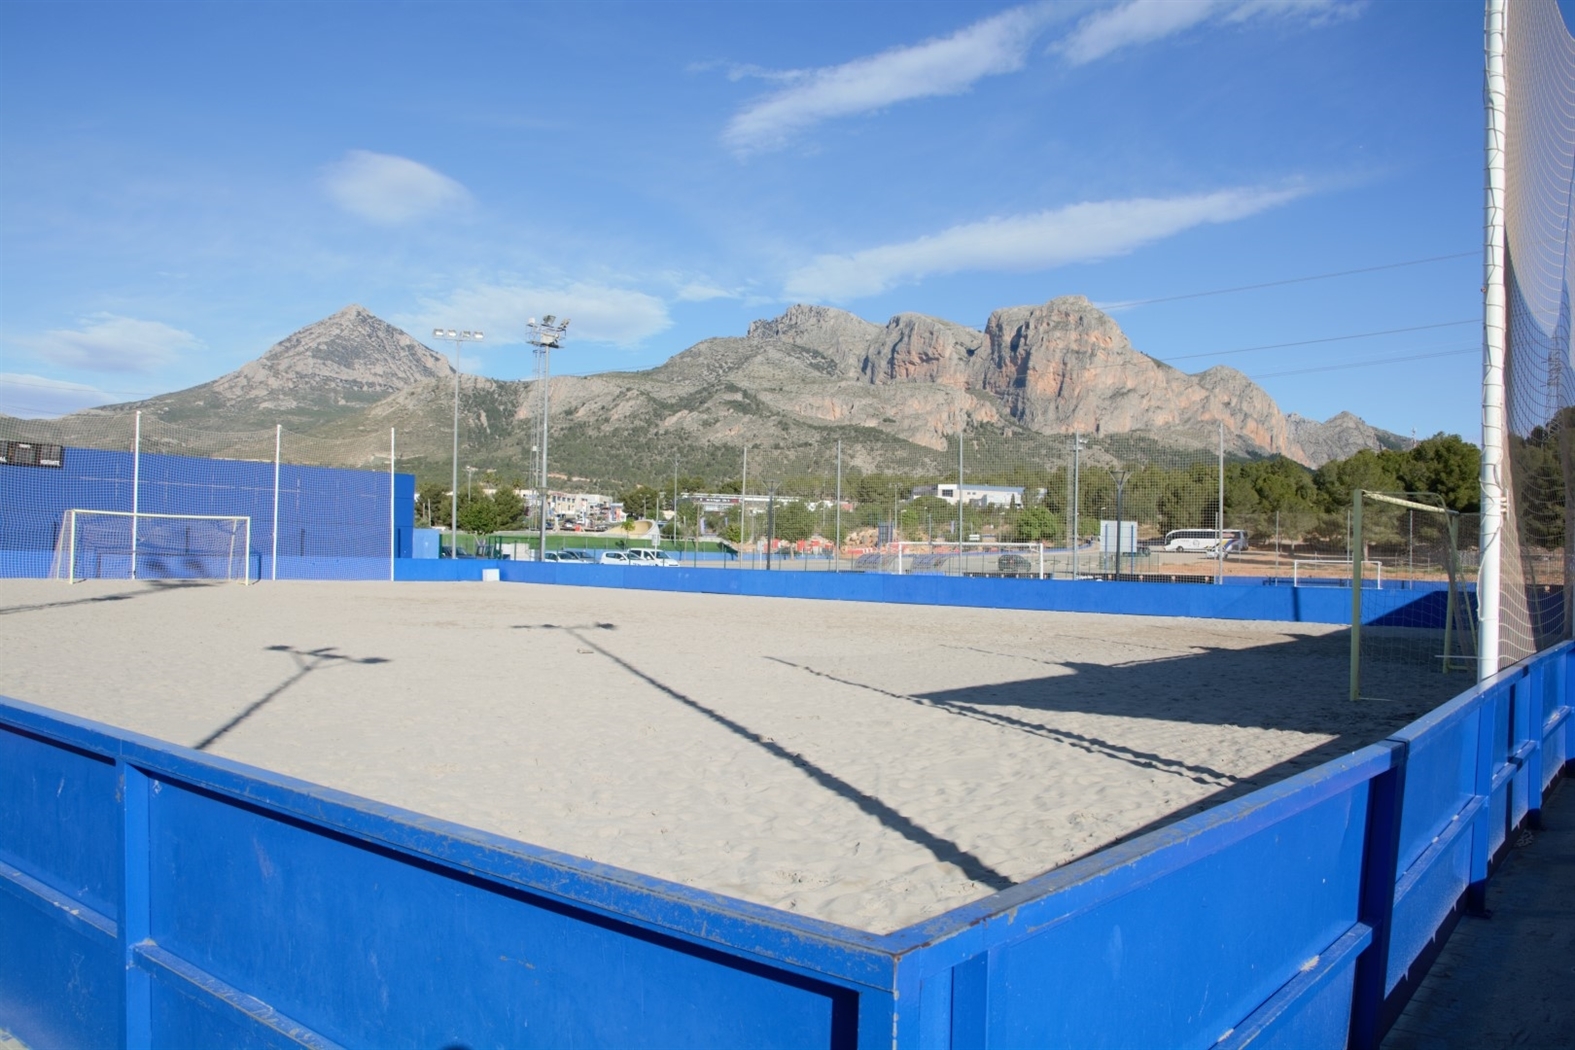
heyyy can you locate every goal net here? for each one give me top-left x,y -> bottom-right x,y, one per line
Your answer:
51,510 -> 252,584
1484,0 -> 1575,673
1350,492 -> 1476,701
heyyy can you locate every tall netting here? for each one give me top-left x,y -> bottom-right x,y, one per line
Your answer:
0,412 -> 403,581
1489,0 -> 1575,668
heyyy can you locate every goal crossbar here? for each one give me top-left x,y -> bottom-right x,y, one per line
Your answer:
55,509 -> 252,585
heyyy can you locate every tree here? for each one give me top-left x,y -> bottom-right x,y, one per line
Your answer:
1009,505 -> 1061,542
620,485 -> 661,519
771,500 -> 816,543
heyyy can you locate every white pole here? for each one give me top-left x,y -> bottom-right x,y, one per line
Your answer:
452,347 -> 461,558
834,439 -> 842,573
67,510 -> 77,584
1217,420 -> 1226,585
271,424 -> 281,581
131,411 -> 141,580
740,445 -> 748,569
1072,432 -> 1081,579
389,427 -> 396,582
1480,0 -> 1508,679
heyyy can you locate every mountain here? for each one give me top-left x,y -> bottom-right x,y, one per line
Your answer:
11,299 -> 1412,485
97,305 -> 454,430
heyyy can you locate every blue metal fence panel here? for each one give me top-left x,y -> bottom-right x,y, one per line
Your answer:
1,643 -> 1570,1048
0,446 -> 412,580
395,559 -> 1449,627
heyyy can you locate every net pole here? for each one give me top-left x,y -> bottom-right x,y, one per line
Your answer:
1350,489 -> 1364,701
1217,421 -> 1225,585
68,510 -> 77,584
131,410 -> 141,580
1480,0 -> 1508,679
956,433 -> 964,548
389,427 -> 396,583
1072,432 -> 1081,578
834,439 -> 842,573
271,425 -> 281,581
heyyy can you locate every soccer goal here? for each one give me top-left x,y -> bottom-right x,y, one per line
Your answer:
51,510 -> 253,584
1349,491 -> 1475,701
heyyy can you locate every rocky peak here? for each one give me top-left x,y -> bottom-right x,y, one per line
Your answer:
863,313 -> 985,389
747,304 -> 882,375
209,305 -> 454,407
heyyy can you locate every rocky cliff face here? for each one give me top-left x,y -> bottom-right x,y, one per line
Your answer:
1288,411 -> 1409,464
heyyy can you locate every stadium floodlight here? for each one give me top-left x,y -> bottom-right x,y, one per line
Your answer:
434,328 -> 484,558
526,315 -> 572,559
1112,469 -> 1130,577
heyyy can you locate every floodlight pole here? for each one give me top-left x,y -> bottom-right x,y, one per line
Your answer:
1112,469 -> 1130,578
1072,432 -> 1085,578
527,315 -> 570,561
434,328 -> 483,558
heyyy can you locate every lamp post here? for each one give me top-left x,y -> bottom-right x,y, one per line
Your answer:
465,465 -> 478,500
434,328 -> 483,558
527,315 -> 570,561
1112,469 -> 1130,577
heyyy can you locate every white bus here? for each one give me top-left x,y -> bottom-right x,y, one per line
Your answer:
1162,529 -> 1248,553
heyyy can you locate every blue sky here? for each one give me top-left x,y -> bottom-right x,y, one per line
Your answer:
0,1 -> 1548,442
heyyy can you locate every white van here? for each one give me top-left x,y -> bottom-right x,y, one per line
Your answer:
1163,529 -> 1248,553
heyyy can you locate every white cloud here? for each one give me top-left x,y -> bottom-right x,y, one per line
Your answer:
17,314 -> 201,373
675,282 -> 742,303
1056,0 -> 1360,66
723,5 -> 1058,154
783,185 -> 1306,301
0,373 -> 132,418
406,281 -> 672,349
322,150 -> 470,225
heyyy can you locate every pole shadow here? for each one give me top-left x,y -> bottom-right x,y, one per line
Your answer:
195,644 -> 391,752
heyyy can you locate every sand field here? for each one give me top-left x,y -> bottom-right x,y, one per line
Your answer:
0,578 -> 1461,932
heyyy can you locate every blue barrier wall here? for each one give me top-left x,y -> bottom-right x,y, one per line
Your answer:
0,447 -> 415,580
397,558 -> 1455,626
3,645 -> 1568,1047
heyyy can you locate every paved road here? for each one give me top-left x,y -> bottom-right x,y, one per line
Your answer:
1383,775 -> 1575,1050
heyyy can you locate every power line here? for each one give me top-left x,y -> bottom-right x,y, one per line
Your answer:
1248,347 -> 1477,380
1157,319 -> 1478,364
1098,251 -> 1478,310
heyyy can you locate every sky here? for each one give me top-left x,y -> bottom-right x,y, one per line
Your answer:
0,0 -> 1557,442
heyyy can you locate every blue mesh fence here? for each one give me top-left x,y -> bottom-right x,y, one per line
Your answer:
0,414 -> 412,581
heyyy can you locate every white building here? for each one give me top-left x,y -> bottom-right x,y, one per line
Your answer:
910,483 -> 1024,508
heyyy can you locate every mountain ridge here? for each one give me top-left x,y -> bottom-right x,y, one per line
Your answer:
13,299 -> 1410,483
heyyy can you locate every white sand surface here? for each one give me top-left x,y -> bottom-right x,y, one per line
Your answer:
0,578 -> 1459,933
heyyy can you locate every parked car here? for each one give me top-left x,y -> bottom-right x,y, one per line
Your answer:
596,549 -> 633,564
626,548 -> 679,567
541,550 -> 586,564
998,553 -> 1034,574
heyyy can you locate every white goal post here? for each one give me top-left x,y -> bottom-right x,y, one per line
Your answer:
51,509 -> 253,584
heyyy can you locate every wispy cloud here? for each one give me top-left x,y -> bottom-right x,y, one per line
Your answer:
1057,0 -> 1361,66
405,281 -> 672,349
783,185 -> 1306,301
322,150 -> 470,225
721,1 -> 1358,152
16,314 -> 202,373
0,373 -> 133,418
723,5 -> 1060,155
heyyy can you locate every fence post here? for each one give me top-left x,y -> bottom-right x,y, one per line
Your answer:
271,425 -> 281,581
118,761 -> 152,1049
1348,740 -> 1405,1050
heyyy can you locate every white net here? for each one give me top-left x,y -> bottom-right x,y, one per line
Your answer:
52,510 -> 251,583
1493,0 -> 1575,667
